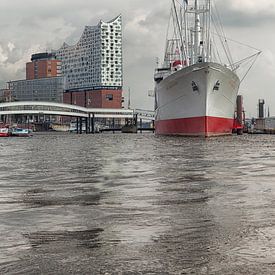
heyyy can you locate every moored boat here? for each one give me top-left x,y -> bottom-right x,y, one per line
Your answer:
11,128 -> 33,137
0,128 -> 11,137
154,0 -> 260,137
51,123 -> 70,132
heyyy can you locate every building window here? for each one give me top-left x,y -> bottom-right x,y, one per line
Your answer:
106,94 -> 113,101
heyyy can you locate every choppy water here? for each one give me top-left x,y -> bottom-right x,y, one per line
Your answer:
1,133 -> 275,274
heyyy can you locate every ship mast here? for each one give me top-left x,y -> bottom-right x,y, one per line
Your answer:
183,1 -> 189,66
163,0 -> 214,67
157,0 -> 260,84
194,0 -> 201,64
172,0 -> 188,64
206,0 -> 211,62
190,0 -> 212,64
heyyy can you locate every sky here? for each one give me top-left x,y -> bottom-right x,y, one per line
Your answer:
0,0 -> 274,117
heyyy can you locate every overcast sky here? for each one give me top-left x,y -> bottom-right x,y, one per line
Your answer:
0,0 -> 274,116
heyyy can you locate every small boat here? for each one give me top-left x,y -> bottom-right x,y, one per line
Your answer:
51,123 -> 70,132
11,128 -> 32,137
0,128 -> 11,137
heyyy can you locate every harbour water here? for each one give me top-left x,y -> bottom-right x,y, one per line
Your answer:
1,133 -> 275,274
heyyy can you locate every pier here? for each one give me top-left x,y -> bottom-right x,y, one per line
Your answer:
0,101 -> 155,134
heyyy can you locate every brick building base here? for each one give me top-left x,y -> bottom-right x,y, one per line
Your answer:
63,89 -> 122,108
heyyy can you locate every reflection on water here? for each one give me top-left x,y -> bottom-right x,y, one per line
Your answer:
24,228 -> 104,249
1,133 -> 275,274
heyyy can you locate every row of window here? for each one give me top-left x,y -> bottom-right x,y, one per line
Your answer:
53,20 -> 122,91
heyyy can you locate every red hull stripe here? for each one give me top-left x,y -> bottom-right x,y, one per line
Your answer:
155,116 -> 234,137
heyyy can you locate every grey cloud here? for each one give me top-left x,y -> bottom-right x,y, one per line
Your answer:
138,7 -> 170,29
216,0 -> 275,27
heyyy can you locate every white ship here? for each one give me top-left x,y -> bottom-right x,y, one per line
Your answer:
154,0 -> 260,137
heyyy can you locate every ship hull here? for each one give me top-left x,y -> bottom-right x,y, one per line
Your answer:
155,62 -> 240,137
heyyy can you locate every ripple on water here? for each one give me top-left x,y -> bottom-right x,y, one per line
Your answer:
0,133 -> 275,274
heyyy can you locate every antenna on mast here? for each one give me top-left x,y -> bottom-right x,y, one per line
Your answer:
183,0 -> 189,65
194,0 -> 201,63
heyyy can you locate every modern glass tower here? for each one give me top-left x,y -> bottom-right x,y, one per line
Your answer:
53,15 -> 123,108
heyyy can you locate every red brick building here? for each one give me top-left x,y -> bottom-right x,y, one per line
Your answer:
26,53 -> 61,80
25,15 -> 124,109
63,90 -> 122,109
25,52 -> 123,109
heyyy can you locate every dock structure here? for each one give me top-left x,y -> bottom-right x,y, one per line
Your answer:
0,101 -> 155,134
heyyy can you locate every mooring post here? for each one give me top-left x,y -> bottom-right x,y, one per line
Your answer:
76,117 -> 79,134
112,117 -> 115,134
236,95 -> 244,135
135,114 -> 138,126
140,118 -> 142,133
88,113 -> 91,134
27,115 -> 30,130
152,120 -> 155,133
91,113 -> 95,134
79,118 -> 83,134
85,117 -> 88,134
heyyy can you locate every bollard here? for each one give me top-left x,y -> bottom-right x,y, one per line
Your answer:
88,113 -> 91,134
76,117 -> 79,134
79,118 -> 83,134
85,117 -> 88,134
91,113 -> 95,134
112,117 -> 115,134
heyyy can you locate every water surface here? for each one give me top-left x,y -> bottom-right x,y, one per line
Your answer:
0,133 -> 275,274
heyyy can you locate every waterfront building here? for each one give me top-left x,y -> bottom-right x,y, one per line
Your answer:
0,89 -> 13,102
4,15 -> 123,109
53,15 -> 123,108
6,52 -> 64,103
7,77 -> 64,103
26,53 -> 62,80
